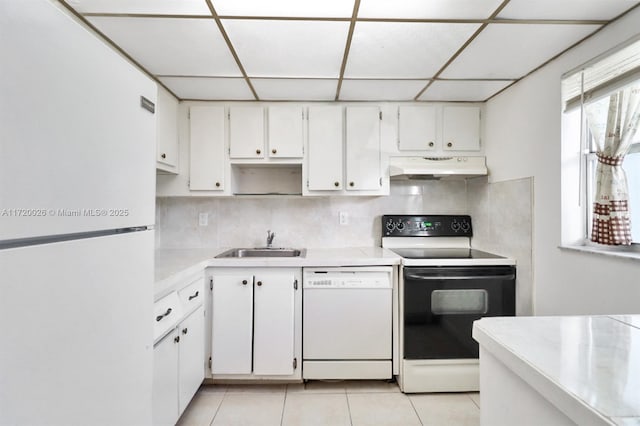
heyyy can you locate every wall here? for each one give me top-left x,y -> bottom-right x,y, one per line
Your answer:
156,180 -> 467,249
483,8 -> 640,315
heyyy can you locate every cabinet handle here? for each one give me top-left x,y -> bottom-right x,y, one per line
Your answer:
428,142 -> 434,147
334,181 -> 340,187
161,153 -> 166,159
215,182 -> 221,188
182,328 -> 188,335
257,281 -> 263,286
188,291 -> 199,301
174,335 -> 180,344
447,142 -> 453,148
256,149 -> 261,155
156,308 -> 172,322
349,182 -> 355,187
242,279 -> 248,285
271,148 -> 277,154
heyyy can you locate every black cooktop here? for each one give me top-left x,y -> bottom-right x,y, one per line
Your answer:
389,248 -> 506,260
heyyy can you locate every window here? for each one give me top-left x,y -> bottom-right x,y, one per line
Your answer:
562,36 -> 640,248
585,117 -> 640,244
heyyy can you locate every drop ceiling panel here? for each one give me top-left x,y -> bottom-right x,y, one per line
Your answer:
358,0 -> 505,19
67,0 -> 211,15
498,0 -> 640,20
440,23 -> 601,79
418,80 -> 515,101
252,79 -> 338,100
340,80 -> 428,101
159,77 -> 254,100
88,17 -> 241,76
213,0 -> 355,18
222,20 -> 350,78
345,22 -> 481,79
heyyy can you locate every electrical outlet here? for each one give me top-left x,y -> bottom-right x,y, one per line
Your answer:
339,211 -> 349,225
199,213 -> 208,226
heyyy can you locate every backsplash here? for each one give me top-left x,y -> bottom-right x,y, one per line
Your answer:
155,180 -> 467,249
156,177 -> 534,314
468,177 -> 534,316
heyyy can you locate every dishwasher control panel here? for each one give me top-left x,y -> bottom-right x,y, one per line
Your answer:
304,270 -> 392,289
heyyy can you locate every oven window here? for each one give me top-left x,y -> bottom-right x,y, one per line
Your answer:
431,289 -> 488,315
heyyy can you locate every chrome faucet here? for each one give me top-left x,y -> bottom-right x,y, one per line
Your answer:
266,230 -> 275,248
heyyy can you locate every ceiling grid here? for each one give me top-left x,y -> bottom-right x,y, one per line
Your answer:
62,0 -> 640,102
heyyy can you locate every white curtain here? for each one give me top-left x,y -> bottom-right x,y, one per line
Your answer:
586,85 -> 640,245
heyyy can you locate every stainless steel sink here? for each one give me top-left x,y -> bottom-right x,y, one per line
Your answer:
215,248 -> 306,258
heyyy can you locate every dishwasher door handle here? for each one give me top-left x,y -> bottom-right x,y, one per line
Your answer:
405,274 -> 515,281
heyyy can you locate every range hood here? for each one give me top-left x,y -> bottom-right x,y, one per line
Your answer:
389,156 -> 487,180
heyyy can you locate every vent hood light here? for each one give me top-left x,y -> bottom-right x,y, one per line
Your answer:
389,156 -> 487,180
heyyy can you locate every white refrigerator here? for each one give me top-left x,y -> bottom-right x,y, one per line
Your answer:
1,1 -> 156,424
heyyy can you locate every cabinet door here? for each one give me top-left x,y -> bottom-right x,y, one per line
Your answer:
346,107 -> 382,191
267,106 -> 304,158
398,105 -> 437,151
307,106 -> 343,191
253,273 -> 296,375
211,274 -> 254,374
442,106 -> 480,151
178,306 -> 205,412
229,106 -> 265,158
152,329 -> 179,426
156,86 -> 179,171
189,106 -> 226,190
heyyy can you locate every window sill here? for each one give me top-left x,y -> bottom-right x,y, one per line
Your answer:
560,244 -> 640,262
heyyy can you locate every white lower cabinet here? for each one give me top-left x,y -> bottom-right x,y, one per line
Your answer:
210,268 -> 301,380
152,276 -> 205,426
153,328 -> 179,426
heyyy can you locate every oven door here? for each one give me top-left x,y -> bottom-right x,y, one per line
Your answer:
403,266 -> 515,360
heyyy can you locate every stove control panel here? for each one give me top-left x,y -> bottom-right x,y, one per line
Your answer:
382,215 -> 472,237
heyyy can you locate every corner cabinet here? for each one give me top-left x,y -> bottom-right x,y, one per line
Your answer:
210,268 -> 302,380
189,106 -> 229,193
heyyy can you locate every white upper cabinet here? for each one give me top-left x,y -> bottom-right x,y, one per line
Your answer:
189,106 -> 227,191
267,106 -> 304,158
345,106 -> 382,191
398,105 -> 437,151
442,106 -> 481,151
156,86 -> 179,173
397,104 -> 481,152
307,106 -> 344,191
229,106 -> 265,159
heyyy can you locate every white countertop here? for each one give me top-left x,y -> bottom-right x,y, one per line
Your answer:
473,315 -> 640,426
155,247 -> 401,300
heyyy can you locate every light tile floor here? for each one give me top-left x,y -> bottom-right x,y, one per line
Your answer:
177,381 -> 480,426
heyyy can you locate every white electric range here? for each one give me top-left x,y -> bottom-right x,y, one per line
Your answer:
382,214 -> 516,393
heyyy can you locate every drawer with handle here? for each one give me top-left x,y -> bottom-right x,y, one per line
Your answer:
178,277 -> 204,314
154,292 -> 183,343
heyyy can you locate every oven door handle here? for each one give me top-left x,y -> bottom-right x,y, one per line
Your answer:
405,274 -> 515,281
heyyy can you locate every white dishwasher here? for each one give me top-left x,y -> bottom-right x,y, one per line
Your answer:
303,267 -> 393,379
